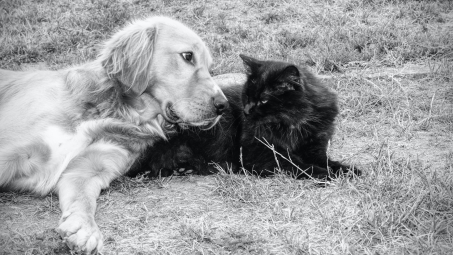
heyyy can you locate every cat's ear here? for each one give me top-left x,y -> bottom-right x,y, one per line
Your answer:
239,54 -> 261,74
280,65 -> 300,83
276,65 -> 301,91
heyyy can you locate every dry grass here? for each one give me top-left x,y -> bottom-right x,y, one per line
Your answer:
1,0 -> 452,254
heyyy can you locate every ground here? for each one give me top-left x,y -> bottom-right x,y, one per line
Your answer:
1,0 -> 452,254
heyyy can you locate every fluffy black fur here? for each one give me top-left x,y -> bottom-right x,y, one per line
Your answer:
128,55 -> 360,179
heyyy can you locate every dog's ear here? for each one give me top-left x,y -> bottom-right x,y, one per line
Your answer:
239,54 -> 261,75
100,24 -> 157,95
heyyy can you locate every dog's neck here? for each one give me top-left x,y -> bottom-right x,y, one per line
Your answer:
65,61 -> 170,140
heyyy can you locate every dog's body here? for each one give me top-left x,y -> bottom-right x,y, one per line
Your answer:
0,66 -> 157,194
0,16 -> 227,253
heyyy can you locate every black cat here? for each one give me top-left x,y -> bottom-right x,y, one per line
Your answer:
128,55 -> 360,179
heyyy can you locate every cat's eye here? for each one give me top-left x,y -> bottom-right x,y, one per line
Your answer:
276,82 -> 294,92
181,52 -> 194,63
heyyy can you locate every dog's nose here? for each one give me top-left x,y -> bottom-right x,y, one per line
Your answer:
213,95 -> 228,115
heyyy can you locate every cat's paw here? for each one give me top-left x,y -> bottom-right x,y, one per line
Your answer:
148,168 -> 174,178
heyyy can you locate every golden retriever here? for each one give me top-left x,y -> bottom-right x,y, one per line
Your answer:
0,16 -> 227,253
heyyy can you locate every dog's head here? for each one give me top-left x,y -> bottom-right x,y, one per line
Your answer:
99,16 -> 227,129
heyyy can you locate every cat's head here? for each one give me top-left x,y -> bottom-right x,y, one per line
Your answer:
239,54 -> 304,116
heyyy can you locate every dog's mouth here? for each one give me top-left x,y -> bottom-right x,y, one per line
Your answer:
165,103 -> 181,123
155,114 -> 177,133
164,103 -> 221,130
178,115 -> 221,130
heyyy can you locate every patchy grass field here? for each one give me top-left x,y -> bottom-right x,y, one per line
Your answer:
1,0 -> 452,254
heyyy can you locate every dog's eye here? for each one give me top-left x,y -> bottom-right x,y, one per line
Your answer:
181,52 -> 194,63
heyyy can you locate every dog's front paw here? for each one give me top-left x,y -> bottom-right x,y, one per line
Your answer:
57,212 -> 103,254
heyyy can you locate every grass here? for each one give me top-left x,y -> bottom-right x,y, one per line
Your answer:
0,0 -> 452,254
1,0 -> 452,72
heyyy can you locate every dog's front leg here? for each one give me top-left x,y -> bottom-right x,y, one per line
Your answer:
57,175 -> 103,253
56,145 -> 130,254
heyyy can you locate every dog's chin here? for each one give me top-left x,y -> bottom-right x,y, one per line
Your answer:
178,115 -> 221,130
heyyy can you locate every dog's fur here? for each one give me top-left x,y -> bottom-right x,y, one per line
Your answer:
0,16 -> 227,253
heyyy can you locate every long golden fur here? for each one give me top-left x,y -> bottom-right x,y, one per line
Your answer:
0,16 -> 227,253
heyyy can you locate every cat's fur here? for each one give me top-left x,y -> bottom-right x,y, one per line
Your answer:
129,55 -> 360,179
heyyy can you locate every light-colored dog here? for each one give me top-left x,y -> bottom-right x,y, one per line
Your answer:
0,16 -> 227,253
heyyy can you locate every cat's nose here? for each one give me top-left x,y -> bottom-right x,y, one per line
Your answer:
244,102 -> 255,115
213,95 -> 229,115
